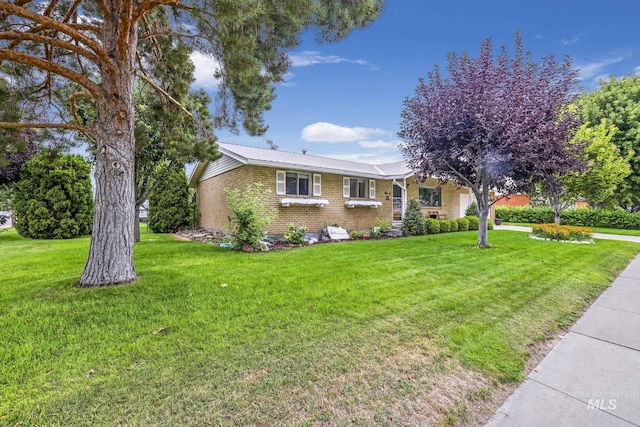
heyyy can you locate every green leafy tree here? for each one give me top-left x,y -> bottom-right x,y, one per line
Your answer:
578,76 -> 640,210
225,183 -> 276,251
13,152 -> 93,239
402,198 -> 426,236
0,0 -> 382,286
148,166 -> 190,233
565,120 -> 631,209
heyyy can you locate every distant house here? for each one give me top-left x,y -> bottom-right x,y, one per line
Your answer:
495,194 -> 531,207
188,143 -> 487,234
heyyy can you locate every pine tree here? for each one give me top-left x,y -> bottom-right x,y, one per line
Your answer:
148,167 -> 190,233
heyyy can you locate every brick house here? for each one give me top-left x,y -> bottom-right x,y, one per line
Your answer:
189,143 -> 483,234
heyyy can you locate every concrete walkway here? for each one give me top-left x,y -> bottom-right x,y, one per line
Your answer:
486,230 -> 640,426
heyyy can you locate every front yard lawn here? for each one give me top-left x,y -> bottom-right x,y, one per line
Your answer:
1,229 -> 638,425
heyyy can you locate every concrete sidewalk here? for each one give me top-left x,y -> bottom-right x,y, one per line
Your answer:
486,254 -> 640,426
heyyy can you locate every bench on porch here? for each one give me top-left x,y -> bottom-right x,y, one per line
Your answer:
427,210 -> 447,220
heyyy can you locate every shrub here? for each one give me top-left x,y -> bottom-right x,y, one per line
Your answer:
488,218 -> 494,230
402,198 -> 426,236
14,152 -> 93,239
149,167 -> 191,233
495,206 -> 554,224
424,218 -> 441,234
495,206 -> 640,230
456,217 -> 469,231
439,219 -> 450,233
350,230 -> 364,239
467,216 -> 479,230
284,223 -> 307,245
465,201 -> 478,217
369,227 -> 383,238
448,219 -> 459,232
225,183 -> 276,250
531,223 -> 593,242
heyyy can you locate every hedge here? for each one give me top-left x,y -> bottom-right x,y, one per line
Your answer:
424,218 -> 441,234
496,206 -> 640,230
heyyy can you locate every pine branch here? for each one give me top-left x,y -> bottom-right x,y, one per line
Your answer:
0,48 -> 101,97
0,122 -> 91,133
0,32 -> 100,63
136,71 -> 200,128
0,2 -> 114,72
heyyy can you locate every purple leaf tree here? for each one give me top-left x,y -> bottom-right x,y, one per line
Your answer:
399,34 -> 581,246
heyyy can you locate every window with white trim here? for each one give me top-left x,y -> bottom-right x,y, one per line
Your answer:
343,177 -> 372,198
285,171 -> 310,196
419,186 -> 441,207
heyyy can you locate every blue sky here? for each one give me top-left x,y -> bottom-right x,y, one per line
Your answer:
191,1 -> 640,165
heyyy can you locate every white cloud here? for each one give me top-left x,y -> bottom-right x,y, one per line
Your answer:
574,56 -> 625,80
290,51 -> 370,68
279,72 -> 297,87
634,66 -> 640,75
190,52 -> 222,89
561,33 -> 586,46
357,139 -> 399,149
301,122 -> 388,143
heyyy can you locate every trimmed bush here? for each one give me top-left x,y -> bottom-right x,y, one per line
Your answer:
488,218 -> 494,230
149,167 -> 191,233
495,206 -> 640,230
495,206 -> 554,224
14,153 -> 93,239
467,216 -> 479,230
439,219 -> 450,233
424,218 -> 441,234
402,198 -> 426,236
448,219 -> 459,232
531,223 -> 593,242
456,217 -> 469,231
284,223 -> 307,245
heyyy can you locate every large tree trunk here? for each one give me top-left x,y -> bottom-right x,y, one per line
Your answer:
550,198 -> 562,224
134,205 -> 141,243
78,17 -> 138,287
476,182 -> 491,247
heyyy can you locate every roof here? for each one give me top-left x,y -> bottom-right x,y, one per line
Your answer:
189,142 -> 414,186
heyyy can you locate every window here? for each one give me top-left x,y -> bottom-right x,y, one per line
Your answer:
343,177 -> 371,198
419,186 -> 441,207
285,172 -> 310,196
277,171 -> 320,196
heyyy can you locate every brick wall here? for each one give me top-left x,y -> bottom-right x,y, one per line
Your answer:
197,166 -> 482,234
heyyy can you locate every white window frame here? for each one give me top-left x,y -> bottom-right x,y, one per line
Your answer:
281,171 -> 311,196
343,177 -> 370,199
369,179 -> 376,199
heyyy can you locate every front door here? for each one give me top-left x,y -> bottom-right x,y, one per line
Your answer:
393,183 -> 404,221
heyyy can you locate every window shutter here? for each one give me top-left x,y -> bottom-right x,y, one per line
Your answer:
313,174 -> 322,196
369,180 -> 376,199
343,177 -> 350,198
276,170 -> 286,195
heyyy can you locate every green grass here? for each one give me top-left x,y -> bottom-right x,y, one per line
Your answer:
1,228 -> 638,425
504,222 -> 640,236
